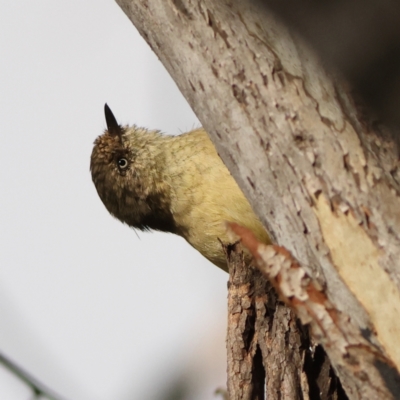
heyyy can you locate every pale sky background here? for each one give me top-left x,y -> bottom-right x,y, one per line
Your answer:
0,1 -> 229,399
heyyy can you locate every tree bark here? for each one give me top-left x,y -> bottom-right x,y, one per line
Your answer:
254,0 -> 400,127
115,0 -> 400,398
225,242 -> 348,400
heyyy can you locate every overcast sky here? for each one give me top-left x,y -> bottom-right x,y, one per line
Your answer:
0,1 -> 228,399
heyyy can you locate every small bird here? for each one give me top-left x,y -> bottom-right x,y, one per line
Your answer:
90,104 -> 269,271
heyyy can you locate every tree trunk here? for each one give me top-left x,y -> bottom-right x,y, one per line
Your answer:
225,242 -> 348,400
115,0 -> 400,398
252,0 -> 400,127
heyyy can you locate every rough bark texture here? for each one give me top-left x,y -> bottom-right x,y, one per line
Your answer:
225,243 -> 348,400
254,0 -> 400,127
115,0 -> 400,398
228,223 -> 398,400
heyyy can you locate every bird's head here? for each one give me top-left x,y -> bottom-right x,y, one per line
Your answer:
90,104 -> 174,232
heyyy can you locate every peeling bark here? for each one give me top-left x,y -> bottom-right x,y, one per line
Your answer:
228,223 -> 397,399
225,243 -> 348,400
115,0 -> 400,398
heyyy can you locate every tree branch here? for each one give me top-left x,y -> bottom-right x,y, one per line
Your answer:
0,351 -> 67,400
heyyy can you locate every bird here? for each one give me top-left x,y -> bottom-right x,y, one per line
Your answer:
90,104 -> 270,271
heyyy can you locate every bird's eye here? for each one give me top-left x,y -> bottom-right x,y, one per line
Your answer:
117,158 -> 128,169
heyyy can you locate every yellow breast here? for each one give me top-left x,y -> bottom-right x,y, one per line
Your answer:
166,129 -> 269,271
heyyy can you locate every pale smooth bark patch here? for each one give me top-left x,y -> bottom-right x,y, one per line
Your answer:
314,194 -> 400,370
